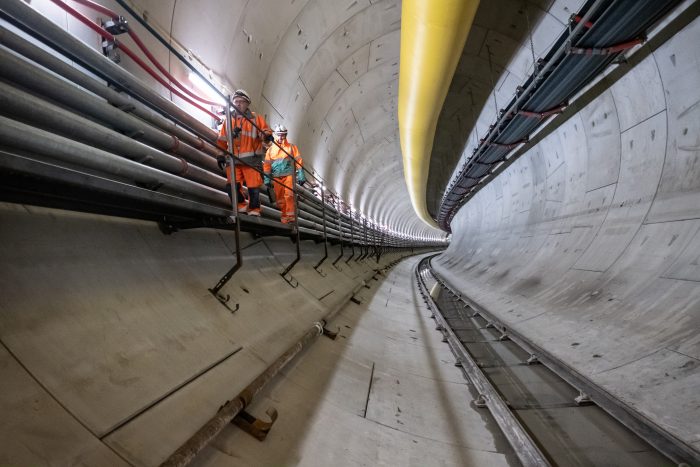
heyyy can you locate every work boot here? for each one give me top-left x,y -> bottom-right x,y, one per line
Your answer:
248,208 -> 261,217
237,203 -> 248,213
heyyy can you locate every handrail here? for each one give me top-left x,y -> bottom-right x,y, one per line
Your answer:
0,0 -> 446,248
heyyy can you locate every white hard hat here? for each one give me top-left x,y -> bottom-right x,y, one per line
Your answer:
232,89 -> 251,103
274,124 -> 288,135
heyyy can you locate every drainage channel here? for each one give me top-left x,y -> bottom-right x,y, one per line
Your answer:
415,256 -> 680,467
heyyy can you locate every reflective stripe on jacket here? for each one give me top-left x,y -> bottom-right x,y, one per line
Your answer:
217,110 -> 271,160
264,141 -> 302,177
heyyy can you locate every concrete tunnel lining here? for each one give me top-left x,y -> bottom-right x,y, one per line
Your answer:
433,11 -> 700,451
0,202 -> 434,465
1,0 -> 699,464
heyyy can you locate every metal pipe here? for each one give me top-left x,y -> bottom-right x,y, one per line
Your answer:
0,12 -> 415,247
0,0 -> 219,143
296,188 -> 384,242
0,150 -> 230,218
0,115 -> 230,207
162,244 -> 420,466
160,321 -> 325,467
0,80 -> 226,191
257,193 -> 343,239
0,47 -> 222,175
0,27 -> 222,157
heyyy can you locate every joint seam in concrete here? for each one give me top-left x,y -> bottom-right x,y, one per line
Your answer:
0,339 -> 134,466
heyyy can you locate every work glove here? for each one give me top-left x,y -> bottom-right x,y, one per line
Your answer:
264,174 -> 272,188
297,169 -> 306,186
263,132 -> 274,143
232,126 -> 242,138
216,155 -> 227,171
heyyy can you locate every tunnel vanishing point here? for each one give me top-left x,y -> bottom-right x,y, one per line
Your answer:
1,0 -> 699,466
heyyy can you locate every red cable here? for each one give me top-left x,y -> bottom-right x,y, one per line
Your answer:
68,0 -> 328,195
70,0 -> 112,17
50,0 -> 222,121
573,15 -> 594,29
128,31 -> 222,107
70,0 -> 222,107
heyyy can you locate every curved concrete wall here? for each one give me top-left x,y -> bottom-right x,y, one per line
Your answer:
10,0 -> 442,239
434,16 -> 700,450
0,202 -> 421,466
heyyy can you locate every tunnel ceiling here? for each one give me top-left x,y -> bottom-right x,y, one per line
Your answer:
130,0 -> 440,238
132,0 -> 578,236
425,0 -> 577,218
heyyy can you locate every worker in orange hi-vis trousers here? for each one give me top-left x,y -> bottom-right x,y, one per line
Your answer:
264,125 -> 306,224
216,89 -> 272,216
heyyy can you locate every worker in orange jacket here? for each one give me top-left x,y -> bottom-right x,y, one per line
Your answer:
216,89 -> 272,216
264,125 -> 306,224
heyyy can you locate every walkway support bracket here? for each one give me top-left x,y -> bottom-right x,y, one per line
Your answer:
208,96 -> 243,308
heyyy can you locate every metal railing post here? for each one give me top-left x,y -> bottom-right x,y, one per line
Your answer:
280,155 -> 301,287
332,201 -> 344,268
313,185 -> 328,274
208,96 -> 242,311
356,218 -> 368,262
345,213 -> 356,263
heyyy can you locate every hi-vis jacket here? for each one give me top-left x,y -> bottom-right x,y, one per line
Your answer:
217,110 -> 271,161
264,141 -> 302,177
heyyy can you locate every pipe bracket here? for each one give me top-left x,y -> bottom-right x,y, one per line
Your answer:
232,407 -> 278,442
322,326 -> 339,340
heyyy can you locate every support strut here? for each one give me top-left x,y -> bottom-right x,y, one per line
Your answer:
209,96 -> 242,311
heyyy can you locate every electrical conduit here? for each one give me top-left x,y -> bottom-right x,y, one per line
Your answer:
398,0 -> 479,228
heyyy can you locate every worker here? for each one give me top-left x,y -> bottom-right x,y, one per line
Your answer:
216,89 -> 272,216
263,125 -> 306,224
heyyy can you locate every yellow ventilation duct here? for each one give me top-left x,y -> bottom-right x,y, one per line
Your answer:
398,0 -> 479,228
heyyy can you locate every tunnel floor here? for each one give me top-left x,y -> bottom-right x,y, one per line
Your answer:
419,258 -> 674,467
188,255 -> 518,467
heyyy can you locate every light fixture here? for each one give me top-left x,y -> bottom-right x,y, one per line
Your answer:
188,71 -> 226,104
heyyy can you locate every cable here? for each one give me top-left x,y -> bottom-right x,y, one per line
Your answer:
51,0 -> 394,240
49,0 -> 222,122
112,0 -> 228,104
70,0 -> 223,107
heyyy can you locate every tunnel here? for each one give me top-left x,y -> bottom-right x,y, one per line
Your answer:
1,0 -> 699,466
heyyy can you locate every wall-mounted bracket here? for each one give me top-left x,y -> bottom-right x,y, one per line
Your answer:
322,326 -> 339,340
232,407 -> 278,441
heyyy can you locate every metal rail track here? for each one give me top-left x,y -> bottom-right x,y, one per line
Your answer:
414,256 -> 693,467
